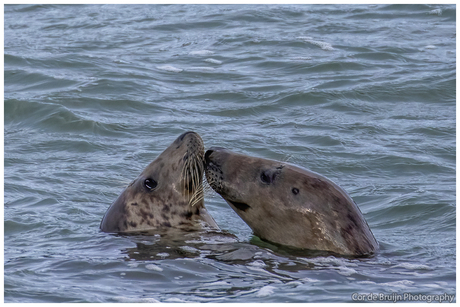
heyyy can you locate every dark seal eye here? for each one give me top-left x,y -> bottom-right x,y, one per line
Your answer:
144,178 -> 158,190
292,188 -> 299,195
261,171 -> 272,184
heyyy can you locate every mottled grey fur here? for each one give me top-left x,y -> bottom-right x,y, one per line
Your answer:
100,132 -> 218,233
204,147 -> 378,256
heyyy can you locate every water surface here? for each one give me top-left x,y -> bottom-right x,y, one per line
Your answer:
4,4 -> 456,303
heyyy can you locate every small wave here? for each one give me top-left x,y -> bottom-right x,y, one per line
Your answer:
145,264 -> 163,272
178,246 -> 199,254
204,58 -> 223,64
207,281 -> 231,286
256,285 -> 276,297
301,277 -> 320,283
189,50 -> 214,56
337,267 -> 358,276
286,281 -> 302,287
248,260 -> 267,267
357,280 -> 377,285
164,298 -> 189,303
429,8 -> 442,16
298,36 -> 334,51
156,252 -> 169,259
308,256 -> 353,266
113,59 -> 130,64
391,263 -> 432,270
126,262 -> 139,268
114,296 -> 160,303
5,99 -> 126,137
5,220 -> 47,236
157,65 -> 183,73
291,56 -> 312,61
379,280 -> 416,288
186,67 -> 216,72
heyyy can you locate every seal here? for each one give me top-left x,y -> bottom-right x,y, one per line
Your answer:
204,147 -> 378,256
100,131 -> 218,233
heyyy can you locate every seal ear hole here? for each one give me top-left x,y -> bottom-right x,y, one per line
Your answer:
292,187 -> 299,195
144,178 -> 158,190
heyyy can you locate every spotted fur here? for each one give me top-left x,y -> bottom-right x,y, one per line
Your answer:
100,132 -> 218,233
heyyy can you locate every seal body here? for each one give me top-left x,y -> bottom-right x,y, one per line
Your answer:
204,147 -> 378,256
100,131 -> 218,233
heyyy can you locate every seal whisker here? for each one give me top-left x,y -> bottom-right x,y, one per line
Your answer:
190,193 -> 204,207
181,156 -> 187,201
187,157 -> 191,200
188,157 -> 204,207
185,153 -> 195,205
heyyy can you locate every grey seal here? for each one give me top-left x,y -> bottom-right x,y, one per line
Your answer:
100,131 -> 218,233
204,147 -> 378,256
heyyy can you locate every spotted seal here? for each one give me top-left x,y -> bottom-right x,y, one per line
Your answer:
100,131 -> 218,233
204,147 -> 378,256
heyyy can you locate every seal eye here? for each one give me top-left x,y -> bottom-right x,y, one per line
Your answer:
261,171 -> 272,184
292,188 -> 299,195
144,178 -> 157,190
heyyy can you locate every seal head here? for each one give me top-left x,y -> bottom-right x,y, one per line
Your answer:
100,131 -> 218,233
204,147 -> 378,256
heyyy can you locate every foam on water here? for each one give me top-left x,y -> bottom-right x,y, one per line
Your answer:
155,253 -> 170,259
189,50 -> 214,56
248,260 -> 267,268
391,263 -> 432,270
298,36 -> 335,51
145,264 -> 164,272
256,285 -> 277,297
429,8 -> 442,16
157,65 -> 183,73
204,58 -> 223,64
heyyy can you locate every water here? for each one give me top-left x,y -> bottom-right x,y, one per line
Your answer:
4,4 -> 456,303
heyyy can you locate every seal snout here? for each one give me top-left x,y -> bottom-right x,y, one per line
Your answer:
204,147 -> 226,193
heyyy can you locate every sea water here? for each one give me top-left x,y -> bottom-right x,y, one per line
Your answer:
4,4 -> 456,302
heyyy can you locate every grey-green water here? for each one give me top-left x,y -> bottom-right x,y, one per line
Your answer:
4,4 -> 456,303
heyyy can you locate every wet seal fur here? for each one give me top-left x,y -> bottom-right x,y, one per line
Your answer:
100,131 -> 218,233
204,147 -> 378,256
